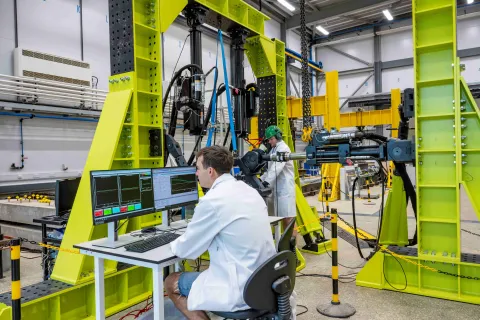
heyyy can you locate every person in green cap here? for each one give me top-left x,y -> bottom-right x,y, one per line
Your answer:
261,125 -> 296,233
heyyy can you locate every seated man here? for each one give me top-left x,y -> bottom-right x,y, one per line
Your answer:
166,146 -> 277,320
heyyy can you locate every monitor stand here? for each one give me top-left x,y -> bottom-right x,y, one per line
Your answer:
93,221 -> 141,249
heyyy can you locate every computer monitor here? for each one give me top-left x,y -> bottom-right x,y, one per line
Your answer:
55,177 -> 81,216
89,167 -> 198,248
152,166 -> 199,211
90,168 -> 155,226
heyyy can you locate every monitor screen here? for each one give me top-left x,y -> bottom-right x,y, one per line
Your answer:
55,177 -> 81,216
152,166 -> 199,211
91,169 -> 155,225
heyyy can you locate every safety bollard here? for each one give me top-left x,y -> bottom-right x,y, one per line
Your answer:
11,238 -> 21,320
317,209 -> 356,318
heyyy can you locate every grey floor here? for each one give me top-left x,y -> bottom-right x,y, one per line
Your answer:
1,185 -> 479,319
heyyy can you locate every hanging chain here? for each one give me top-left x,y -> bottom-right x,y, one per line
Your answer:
300,0 -> 312,136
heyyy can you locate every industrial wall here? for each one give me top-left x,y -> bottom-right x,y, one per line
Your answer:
0,0 -> 291,187
315,15 -> 480,102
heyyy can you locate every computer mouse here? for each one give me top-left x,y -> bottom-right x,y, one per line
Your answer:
141,227 -> 157,234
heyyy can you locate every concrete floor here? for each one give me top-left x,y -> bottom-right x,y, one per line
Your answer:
0,185 -> 479,319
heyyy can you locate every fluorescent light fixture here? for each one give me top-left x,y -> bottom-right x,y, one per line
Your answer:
277,0 -> 295,12
467,0 -> 474,4
383,9 -> 393,21
316,25 -> 329,35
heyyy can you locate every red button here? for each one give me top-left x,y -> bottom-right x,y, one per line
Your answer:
94,210 -> 103,217
120,206 -> 128,213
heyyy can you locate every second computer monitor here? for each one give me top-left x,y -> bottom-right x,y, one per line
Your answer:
152,166 -> 198,211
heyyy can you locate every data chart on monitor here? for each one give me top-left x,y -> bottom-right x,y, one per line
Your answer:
152,167 -> 199,211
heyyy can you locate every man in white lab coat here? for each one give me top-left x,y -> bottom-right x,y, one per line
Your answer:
260,125 -> 296,234
165,146 -> 277,319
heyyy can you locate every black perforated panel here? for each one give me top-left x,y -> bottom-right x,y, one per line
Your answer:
109,0 -> 134,75
0,280 -> 71,305
257,76 -> 277,138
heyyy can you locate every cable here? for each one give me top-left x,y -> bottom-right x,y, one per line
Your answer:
382,250 -> 407,291
296,304 -> 308,316
375,164 -> 386,250
115,219 -> 128,232
170,34 -> 190,82
351,177 -> 366,260
462,228 -> 480,237
296,272 -> 357,279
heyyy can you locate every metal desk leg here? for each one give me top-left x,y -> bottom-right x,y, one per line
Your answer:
42,224 -> 48,280
152,266 -> 165,320
94,257 -> 105,320
275,222 -> 281,244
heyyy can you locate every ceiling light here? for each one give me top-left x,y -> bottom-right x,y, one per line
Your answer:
383,9 -> 393,21
316,25 -> 329,35
467,0 -> 474,4
277,0 -> 295,12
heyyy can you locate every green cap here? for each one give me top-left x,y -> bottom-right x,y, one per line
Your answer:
265,125 -> 282,140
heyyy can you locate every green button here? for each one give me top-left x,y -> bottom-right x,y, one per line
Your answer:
128,205 -> 135,211
104,208 -> 113,215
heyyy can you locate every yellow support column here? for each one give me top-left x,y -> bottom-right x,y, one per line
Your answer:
52,0 -> 172,285
320,71 -> 341,202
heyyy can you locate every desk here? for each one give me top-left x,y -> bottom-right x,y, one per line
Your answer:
75,217 -> 283,320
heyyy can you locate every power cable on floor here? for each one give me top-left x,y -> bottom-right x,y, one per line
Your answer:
296,304 -> 308,316
462,228 -> 480,237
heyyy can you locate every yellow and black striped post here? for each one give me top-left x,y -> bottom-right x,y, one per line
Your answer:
367,182 -> 372,203
11,238 -> 21,320
330,209 -> 340,304
317,208 -> 356,317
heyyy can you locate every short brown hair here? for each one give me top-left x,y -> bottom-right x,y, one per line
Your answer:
196,146 -> 233,174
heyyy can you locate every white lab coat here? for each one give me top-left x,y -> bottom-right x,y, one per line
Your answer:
170,174 -> 277,312
261,140 -> 296,218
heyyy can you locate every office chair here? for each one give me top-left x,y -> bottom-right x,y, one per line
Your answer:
211,251 -> 296,320
276,218 -> 296,253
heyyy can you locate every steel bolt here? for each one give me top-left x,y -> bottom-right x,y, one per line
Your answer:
461,124 -> 467,129
461,106 -> 466,111
461,99 -> 466,105
454,161 -> 456,164
109,79 -> 114,84
461,135 -> 467,140
461,117 -> 466,122
462,154 -> 466,158
462,161 -> 467,165
462,143 -> 467,147
419,137 -> 423,141
460,64 -> 466,71
419,161 -> 423,165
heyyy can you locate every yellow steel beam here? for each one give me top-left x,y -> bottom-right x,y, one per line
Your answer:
287,87 -> 401,129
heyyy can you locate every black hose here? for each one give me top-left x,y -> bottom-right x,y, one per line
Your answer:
352,177 -> 366,260
223,126 -> 230,147
375,169 -> 386,250
186,83 -> 225,166
363,133 -> 388,142
394,162 -> 417,246
162,64 -> 203,113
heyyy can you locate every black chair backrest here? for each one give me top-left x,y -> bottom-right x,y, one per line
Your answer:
277,218 -> 296,252
243,251 -> 296,312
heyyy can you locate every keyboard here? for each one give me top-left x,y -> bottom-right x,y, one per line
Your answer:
124,232 -> 181,253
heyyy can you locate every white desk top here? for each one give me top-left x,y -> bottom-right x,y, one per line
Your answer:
75,217 -> 283,265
